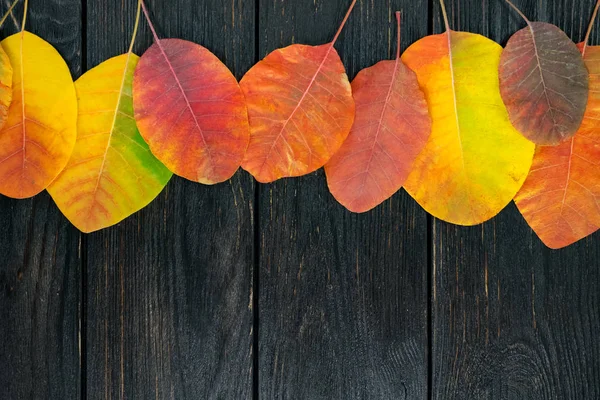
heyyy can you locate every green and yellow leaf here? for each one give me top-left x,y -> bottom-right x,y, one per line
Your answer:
48,54 -> 172,233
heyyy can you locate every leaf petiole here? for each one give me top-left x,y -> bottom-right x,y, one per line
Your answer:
0,0 -> 21,30
583,0 -> 600,56
20,0 -> 26,32
140,0 -> 161,43
439,0 -> 451,32
128,0 -> 142,54
395,11 -> 401,59
504,0 -> 531,25
330,0 -> 356,46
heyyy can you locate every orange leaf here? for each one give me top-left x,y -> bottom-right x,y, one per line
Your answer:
514,4 -> 600,249
499,0 -> 588,145
325,12 -> 431,213
0,32 -> 77,199
239,1 -> 356,183
133,3 -> 249,184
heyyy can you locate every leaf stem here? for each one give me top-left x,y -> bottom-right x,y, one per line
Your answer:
505,0 -> 530,24
0,0 -> 21,30
583,0 -> 600,56
439,0 -> 451,32
20,0 -> 27,32
395,11 -> 401,59
331,0 -> 356,45
128,0 -> 141,53
140,0 -> 160,43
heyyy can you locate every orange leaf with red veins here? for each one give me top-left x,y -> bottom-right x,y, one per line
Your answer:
515,2 -> 600,249
499,0 -> 588,145
132,2 -> 249,184
239,0 -> 357,183
325,12 -> 431,213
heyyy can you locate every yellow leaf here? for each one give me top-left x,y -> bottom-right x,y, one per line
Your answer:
0,46 -> 11,131
401,31 -> 535,225
48,54 -> 172,233
0,32 -> 77,198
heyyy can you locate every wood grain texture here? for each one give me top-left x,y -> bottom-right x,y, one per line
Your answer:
84,0 -> 254,398
257,1 -> 429,398
432,1 -> 600,398
0,1 -> 599,399
0,0 -> 82,399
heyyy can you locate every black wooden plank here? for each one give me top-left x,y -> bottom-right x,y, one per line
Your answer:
84,0 -> 255,398
257,1 -> 429,398
432,0 -> 600,398
0,0 -> 82,399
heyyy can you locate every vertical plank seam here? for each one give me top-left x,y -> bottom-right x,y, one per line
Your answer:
80,0 -> 88,398
427,218 -> 433,400
426,4 -> 434,400
252,2 -> 260,399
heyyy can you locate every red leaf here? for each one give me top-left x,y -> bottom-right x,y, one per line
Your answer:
514,2 -> 600,249
133,2 -> 249,184
499,0 -> 588,145
239,0 -> 357,183
325,12 -> 431,213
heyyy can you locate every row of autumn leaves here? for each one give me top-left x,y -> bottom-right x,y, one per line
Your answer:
0,0 -> 598,249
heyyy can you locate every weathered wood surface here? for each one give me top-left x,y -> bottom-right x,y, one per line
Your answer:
432,1 -> 600,399
0,0 -> 599,399
84,0 -> 255,398
256,1 -> 429,399
0,0 -> 82,399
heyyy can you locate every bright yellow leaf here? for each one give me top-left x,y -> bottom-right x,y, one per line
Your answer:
401,31 -> 535,225
48,54 -> 172,233
0,46 -> 12,131
0,32 -> 77,198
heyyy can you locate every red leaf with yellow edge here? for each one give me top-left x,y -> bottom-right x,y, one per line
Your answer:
325,12 -> 431,213
133,2 -> 249,185
499,0 -> 589,145
239,0 -> 357,183
401,0 -> 535,225
514,2 -> 600,249
0,31 -> 77,198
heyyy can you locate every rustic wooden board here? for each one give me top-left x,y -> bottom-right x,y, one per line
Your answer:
431,1 -> 600,398
1,0 -> 600,399
84,0 -> 255,398
256,1 -> 429,398
0,0 -> 82,399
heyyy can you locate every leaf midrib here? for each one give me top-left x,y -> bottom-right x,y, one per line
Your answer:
87,53 -> 135,220
257,43 -> 337,177
354,58 -> 401,200
445,31 -> 477,222
153,39 -> 216,180
528,23 -> 558,132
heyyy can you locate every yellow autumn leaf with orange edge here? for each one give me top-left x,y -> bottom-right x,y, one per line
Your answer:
47,53 -> 172,233
401,28 -> 535,225
0,46 -> 11,132
0,31 -> 77,198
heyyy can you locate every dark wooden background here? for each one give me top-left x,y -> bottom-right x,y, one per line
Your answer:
0,0 -> 599,398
